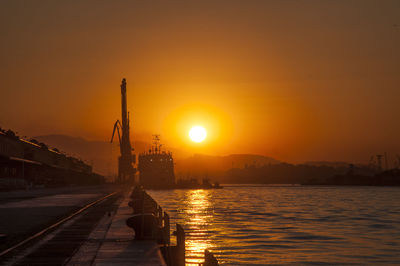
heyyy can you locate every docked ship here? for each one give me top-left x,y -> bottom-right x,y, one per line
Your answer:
138,135 -> 175,189
137,135 -> 223,189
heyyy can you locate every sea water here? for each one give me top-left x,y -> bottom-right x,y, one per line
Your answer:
148,185 -> 400,265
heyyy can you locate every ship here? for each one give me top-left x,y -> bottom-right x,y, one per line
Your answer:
138,135 -> 175,189
137,135 -> 223,189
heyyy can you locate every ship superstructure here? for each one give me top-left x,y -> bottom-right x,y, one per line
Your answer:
138,135 -> 175,188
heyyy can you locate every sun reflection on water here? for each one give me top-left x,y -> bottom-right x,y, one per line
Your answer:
149,186 -> 400,265
184,189 -> 214,265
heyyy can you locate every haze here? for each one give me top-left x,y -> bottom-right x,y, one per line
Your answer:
1,0 -> 399,163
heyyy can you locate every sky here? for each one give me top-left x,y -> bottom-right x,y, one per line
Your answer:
1,0 -> 399,164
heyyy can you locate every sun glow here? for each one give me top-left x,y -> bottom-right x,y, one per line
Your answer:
162,103 -> 233,153
189,126 -> 207,143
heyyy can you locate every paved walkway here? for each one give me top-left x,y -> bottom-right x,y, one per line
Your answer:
0,189 -> 107,238
0,185 -> 119,204
67,192 -> 166,266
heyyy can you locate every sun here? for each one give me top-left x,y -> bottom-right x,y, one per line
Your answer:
189,126 -> 207,143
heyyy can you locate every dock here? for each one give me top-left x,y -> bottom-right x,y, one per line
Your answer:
67,191 -> 166,265
0,186 -> 218,266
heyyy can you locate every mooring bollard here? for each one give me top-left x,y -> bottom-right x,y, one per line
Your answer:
204,249 -> 219,266
126,187 -> 219,266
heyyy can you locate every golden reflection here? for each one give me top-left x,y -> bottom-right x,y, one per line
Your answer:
184,189 -> 214,265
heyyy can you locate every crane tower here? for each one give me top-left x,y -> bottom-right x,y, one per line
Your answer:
111,78 -> 136,182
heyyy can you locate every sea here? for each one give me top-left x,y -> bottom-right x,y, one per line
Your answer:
148,185 -> 400,265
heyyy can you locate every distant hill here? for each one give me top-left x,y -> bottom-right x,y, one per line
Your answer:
304,161 -> 351,168
34,135 -> 281,179
175,153 -> 280,178
34,134 -> 149,176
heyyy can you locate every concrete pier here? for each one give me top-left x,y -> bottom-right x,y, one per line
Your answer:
0,185 -> 117,249
67,192 -> 166,265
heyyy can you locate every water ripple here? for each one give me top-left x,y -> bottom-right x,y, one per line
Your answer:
149,186 -> 400,265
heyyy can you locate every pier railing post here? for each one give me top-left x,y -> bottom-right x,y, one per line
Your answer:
140,189 -> 145,239
164,212 -> 170,245
158,206 -> 163,227
176,223 -> 185,266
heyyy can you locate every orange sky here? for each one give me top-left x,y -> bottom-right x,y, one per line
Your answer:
1,1 -> 399,163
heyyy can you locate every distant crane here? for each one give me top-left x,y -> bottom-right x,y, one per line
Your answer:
384,152 -> 388,170
369,153 -> 390,172
376,154 -> 384,171
396,154 -> 400,169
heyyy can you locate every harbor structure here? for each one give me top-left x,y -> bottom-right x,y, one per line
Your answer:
138,135 -> 175,188
0,128 -> 103,188
111,78 -> 136,182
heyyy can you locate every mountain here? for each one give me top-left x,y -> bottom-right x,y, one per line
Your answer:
34,134 -> 149,176
34,135 -> 281,179
304,161 -> 351,168
175,153 -> 280,178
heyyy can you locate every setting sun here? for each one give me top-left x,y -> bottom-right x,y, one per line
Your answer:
189,126 -> 207,143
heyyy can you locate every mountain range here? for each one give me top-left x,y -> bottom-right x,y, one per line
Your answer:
34,134 -> 280,177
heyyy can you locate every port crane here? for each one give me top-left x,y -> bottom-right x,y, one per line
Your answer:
110,78 -> 136,182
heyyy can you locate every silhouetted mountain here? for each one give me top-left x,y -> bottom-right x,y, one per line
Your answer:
304,161 -> 351,168
34,135 -> 281,180
175,153 -> 280,178
223,163 -> 348,184
34,134 -> 149,175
